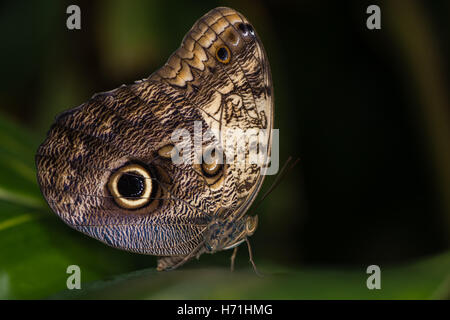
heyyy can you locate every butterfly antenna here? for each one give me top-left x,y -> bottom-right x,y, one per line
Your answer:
251,156 -> 300,213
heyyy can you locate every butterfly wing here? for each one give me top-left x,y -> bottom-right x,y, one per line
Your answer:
36,7 -> 273,260
151,7 -> 274,216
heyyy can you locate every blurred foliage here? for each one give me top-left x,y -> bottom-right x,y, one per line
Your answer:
0,115 -> 154,299
52,252 -> 450,299
0,0 -> 449,299
0,112 -> 447,299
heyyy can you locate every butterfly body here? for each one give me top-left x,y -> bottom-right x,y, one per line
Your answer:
36,7 -> 273,270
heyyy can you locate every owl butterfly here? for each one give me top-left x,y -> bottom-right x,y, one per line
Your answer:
36,7 -> 273,271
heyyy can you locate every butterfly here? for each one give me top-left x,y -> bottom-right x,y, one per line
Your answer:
35,7 -> 273,271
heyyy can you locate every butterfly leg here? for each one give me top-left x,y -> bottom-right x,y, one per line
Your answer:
245,238 -> 263,277
230,246 -> 239,272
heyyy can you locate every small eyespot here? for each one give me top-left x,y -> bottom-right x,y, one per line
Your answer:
201,148 -> 223,177
238,23 -> 248,36
108,163 -> 154,210
215,45 -> 231,64
194,147 -> 226,188
246,24 -> 255,36
238,23 -> 255,37
202,161 -> 222,177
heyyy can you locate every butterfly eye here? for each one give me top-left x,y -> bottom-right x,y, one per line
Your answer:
108,163 -> 153,209
246,215 -> 258,236
215,45 -> 231,64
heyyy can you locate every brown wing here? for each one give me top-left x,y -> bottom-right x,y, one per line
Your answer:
151,7 -> 274,214
35,7 -> 273,256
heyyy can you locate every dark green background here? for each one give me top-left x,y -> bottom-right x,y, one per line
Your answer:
0,0 -> 449,299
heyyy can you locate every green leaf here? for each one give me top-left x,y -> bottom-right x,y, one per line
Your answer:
0,202 -> 150,299
52,251 -> 450,300
0,115 -> 39,164
0,113 -> 449,300
0,114 -> 151,299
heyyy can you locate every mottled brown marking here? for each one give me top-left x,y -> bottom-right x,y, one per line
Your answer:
35,7 -> 273,270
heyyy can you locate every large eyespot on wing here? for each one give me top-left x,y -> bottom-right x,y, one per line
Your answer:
35,82 -> 214,256
35,7 -> 274,259
107,162 -> 157,211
